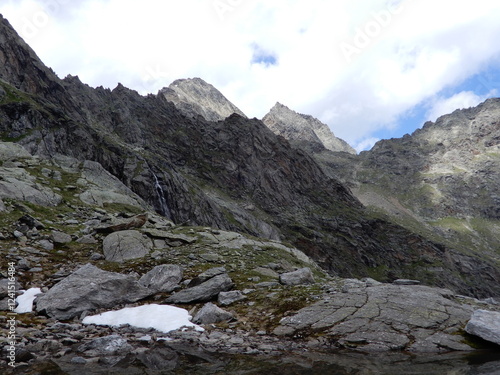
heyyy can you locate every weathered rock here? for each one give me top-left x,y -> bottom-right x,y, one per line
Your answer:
275,283 -> 475,352
465,309 -> 500,346
51,230 -> 72,244
0,166 -> 62,206
165,274 -> 234,304
279,267 -> 315,286
0,278 -> 21,298
160,77 -> 246,122
35,264 -> 151,320
0,141 -> 31,160
262,102 -> 356,154
78,160 -> 147,209
136,348 -> 179,371
95,214 -> 148,233
393,279 -> 421,286
102,230 -> 153,262
77,335 -> 133,357
139,265 -> 183,293
188,267 -> 227,287
193,302 -> 234,324
141,229 -> 197,244
38,239 -> 54,251
218,290 -> 246,306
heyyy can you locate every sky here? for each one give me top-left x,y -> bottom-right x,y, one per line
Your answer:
1,0 -> 500,152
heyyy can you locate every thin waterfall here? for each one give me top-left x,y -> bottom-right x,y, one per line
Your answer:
152,171 -> 171,219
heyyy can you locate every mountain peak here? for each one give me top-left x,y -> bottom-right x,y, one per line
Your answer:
0,14 -> 61,97
262,102 -> 356,154
159,77 -> 246,122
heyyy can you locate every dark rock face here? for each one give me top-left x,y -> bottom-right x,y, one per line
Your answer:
0,14 -> 499,298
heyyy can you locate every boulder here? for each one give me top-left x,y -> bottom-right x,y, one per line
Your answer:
95,214 -> 148,233
218,290 -> 246,306
35,264 -> 151,320
279,267 -> 315,286
465,309 -> 500,345
139,265 -> 183,293
77,335 -> 133,357
102,230 -> 153,262
188,267 -> 227,287
165,274 -> 234,304
51,230 -> 72,244
193,302 -> 233,324
0,278 -> 21,298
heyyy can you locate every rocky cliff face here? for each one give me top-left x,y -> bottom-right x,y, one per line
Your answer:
262,102 -> 356,154
160,77 -> 246,122
311,100 -> 500,290
0,14 -> 499,298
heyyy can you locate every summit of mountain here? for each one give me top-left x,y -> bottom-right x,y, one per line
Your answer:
262,102 -> 356,154
160,77 -> 246,122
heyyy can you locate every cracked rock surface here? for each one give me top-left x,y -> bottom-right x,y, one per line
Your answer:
275,280 -> 475,352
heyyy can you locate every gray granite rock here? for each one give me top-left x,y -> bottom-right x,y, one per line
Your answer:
279,267 -> 315,286
193,302 -> 234,324
165,274 -> 234,304
218,290 -> 246,306
77,335 -> 133,357
51,230 -> 72,244
102,230 -> 153,262
139,265 -> 183,293
275,283 -> 475,353
35,264 -> 151,320
465,309 -> 500,345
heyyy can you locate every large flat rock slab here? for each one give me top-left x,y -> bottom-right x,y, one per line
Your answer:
275,283 -> 476,352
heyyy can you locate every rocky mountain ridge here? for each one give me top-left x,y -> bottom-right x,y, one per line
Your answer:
0,13 -> 499,299
1,13 -> 500,373
262,102 -> 356,154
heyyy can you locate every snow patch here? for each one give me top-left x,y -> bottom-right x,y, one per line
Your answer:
15,288 -> 43,313
82,304 -> 204,333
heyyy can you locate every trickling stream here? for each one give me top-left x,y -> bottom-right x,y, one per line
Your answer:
151,171 -> 171,219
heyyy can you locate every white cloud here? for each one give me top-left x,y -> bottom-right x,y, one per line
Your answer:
354,137 -> 381,153
1,0 -> 500,147
426,90 -> 496,122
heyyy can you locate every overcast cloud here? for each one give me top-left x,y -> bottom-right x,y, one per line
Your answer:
1,0 -> 500,151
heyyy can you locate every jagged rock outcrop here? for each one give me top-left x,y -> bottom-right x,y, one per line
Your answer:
160,77 -> 246,122
311,99 -> 500,293
262,102 -> 356,154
